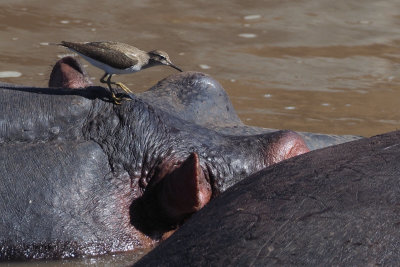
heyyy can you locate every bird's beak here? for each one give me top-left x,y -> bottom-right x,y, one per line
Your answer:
168,62 -> 183,72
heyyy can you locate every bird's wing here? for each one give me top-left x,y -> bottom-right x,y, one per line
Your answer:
61,41 -> 139,69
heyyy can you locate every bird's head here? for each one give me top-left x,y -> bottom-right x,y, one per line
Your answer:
148,50 -> 183,72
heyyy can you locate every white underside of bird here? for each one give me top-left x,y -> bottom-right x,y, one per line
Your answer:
73,50 -> 142,75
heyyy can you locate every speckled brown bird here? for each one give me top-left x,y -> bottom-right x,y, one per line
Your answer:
60,41 -> 182,103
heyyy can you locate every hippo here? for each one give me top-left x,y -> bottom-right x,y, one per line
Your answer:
0,57 -> 316,260
135,130 -> 400,266
49,57 -> 361,151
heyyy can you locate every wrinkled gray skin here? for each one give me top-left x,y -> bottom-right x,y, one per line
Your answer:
135,130 -> 400,266
0,57 -> 315,260
138,73 -> 361,151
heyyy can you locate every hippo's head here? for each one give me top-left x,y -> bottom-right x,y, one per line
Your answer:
0,56 -> 311,260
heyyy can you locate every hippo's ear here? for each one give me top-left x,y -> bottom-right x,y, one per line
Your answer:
156,152 -> 212,223
49,56 -> 92,88
130,152 -> 212,235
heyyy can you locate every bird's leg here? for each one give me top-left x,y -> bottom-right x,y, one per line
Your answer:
107,74 -> 133,100
99,72 -> 109,84
115,81 -> 133,94
104,73 -> 122,105
102,73 -> 133,94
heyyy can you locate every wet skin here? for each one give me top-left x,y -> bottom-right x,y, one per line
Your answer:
0,57 -> 311,260
50,58 -> 362,151
136,130 -> 400,266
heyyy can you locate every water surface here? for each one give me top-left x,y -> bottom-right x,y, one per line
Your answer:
2,1 -> 400,136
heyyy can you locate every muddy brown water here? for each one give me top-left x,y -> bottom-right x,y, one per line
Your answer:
1,0 -> 400,265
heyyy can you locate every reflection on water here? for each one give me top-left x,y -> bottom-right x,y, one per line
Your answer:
0,249 -> 150,266
1,0 -> 400,264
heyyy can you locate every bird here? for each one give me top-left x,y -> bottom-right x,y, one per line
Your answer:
59,41 -> 183,104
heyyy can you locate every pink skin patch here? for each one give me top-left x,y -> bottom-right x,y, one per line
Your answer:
48,56 -> 92,89
265,131 -> 310,166
158,153 -> 212,221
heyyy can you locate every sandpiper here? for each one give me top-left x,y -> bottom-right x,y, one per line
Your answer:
59,41 -> 183,104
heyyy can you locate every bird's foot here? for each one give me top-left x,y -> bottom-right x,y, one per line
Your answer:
120,95 -> 132,101
110,93 -> 133,104
111,93 -> 122,105
116,82 -> 133,94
